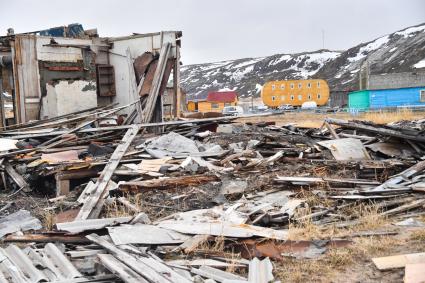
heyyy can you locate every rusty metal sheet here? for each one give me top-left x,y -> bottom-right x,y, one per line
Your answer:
133,52 -> 155,84
41,150 -> 80,163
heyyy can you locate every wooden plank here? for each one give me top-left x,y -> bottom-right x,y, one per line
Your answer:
126,48 -> 143,120
4,162 -> 29,191
324,121 -> 339,139
404,263 -> 425,283
141,43 -> 171,123
326,118 -> 425,143
98,254 -> 148,283
117,197 -> 140,213
4,234 -> 91,244
75,125 -> 141,220
118,174 -> 219,193
372,253 -> 425,270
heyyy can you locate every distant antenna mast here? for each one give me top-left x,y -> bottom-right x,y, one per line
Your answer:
321,29 -> 325,49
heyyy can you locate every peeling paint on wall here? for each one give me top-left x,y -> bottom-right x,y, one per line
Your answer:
41,80 -> 97,119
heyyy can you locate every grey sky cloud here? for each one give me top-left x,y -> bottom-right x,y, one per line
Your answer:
1,0 -> 424,64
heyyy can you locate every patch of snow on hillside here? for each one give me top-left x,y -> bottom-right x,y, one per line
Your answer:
232,65 -> 254,81
218,87 -> 237,91
270,55 -> 291,66
348,35 -> 390,62
232,57 -> 264,69
414,58 -> 425,69
255,83 -> 263,94
395,25 -> 425,38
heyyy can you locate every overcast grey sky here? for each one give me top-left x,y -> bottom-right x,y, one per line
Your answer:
1,0 -> 424,65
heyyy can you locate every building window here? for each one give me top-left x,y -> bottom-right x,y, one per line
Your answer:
308,94 -> 312,100
307,83 -> 311,88
290,95 -> 294,100
317,81 -> 321,88
317,93 -> 321,99
298,94 -> 302,101
281,95 -> 285,100
420,90 -> 425,102
280,84 -> 285,89
298,83 -> 302,89
290,83 -> 294,89
271,84 -> 276,90
224,102 -> 231,107
211,103 -> 219,109
271,96 -> 276,101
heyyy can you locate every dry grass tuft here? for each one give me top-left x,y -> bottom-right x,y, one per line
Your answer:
43,210 -> 56,231
324,248 -> 354,268
350,203 -> 388,231
351,236 -> 404,258
362,108 -> 415,124
237,109 -> 424,128
103,198 -> 133,218
410,229 -> 425,242
275,258 -> 333,283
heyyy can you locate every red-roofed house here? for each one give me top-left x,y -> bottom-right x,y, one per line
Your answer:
187,91 -> 238,112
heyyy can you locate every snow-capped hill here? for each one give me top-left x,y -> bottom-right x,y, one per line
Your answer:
182,23 -> 425,99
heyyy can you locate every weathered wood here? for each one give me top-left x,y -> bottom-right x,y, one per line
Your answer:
118,174 -> 219,193
75,125 -> 141,220
380,199 -> 425,216
126,48 -> 143,120
326,118 -> 425,142
139,60 -> 158,97
4,162 -> 29,191
371,160 -> 425,191
372,252 -> 425,270
324,121 -> 340,139
141,43 -> 171,123
55,175 -> 70,196
4,234 -> 91,244
133,52 -> 155,84
117,197 -> 140,213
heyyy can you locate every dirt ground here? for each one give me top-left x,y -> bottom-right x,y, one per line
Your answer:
237,109 -> 425,128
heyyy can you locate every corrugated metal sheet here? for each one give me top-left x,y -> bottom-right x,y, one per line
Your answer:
207,91 -> 238,103
0,243 -> 85,282
370,87 -> 425,108
348,90 -> 370,109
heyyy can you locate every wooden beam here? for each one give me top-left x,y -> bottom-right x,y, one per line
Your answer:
4,162 -> 29,191
118,174 -> 219,193
74,125 -> 141,220
326,118 -> 425,143
141,43 -> 171,123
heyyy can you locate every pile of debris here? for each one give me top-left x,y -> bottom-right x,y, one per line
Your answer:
0,113 -> 424,282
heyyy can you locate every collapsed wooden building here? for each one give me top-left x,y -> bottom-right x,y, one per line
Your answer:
0,23 -> 183,127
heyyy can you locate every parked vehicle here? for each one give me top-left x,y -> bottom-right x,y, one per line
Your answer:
222,106 -> 244,116
278,104 -> 294,110
301,101 -> 317,109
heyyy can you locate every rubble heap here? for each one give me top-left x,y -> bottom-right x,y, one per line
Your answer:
0,112 -> 424,282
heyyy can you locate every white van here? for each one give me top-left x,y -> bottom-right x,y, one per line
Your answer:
222,106 -> 244,116
301,101 -> 317,109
